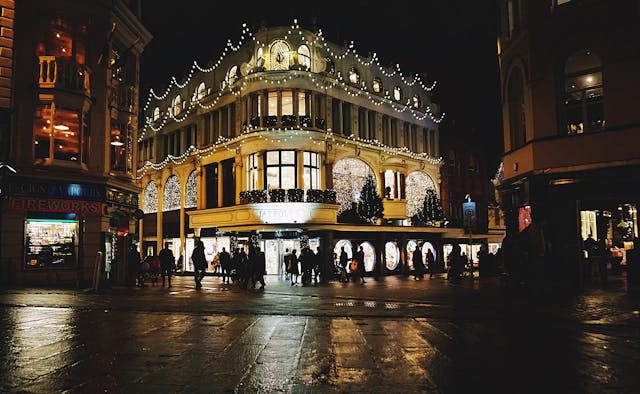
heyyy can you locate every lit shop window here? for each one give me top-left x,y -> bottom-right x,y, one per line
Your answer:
564,49 -> 603,134
349,68 -> 360,84
372,78 -> 382,93
265,150 -> 296,189
297,45 -> 311,69
267,91 -> 278,116
25,218 -> 78,269
385,241 -> 400,271
281,90 -> 293,116
298,91 -> 307,116
361,242 -> 376,272
247,153 -> 259,191
303,151 -> 320,190
34,104 -> 83,163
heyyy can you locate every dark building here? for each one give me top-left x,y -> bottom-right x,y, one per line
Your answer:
496,0 -> 640,287
0,0 -> 151,286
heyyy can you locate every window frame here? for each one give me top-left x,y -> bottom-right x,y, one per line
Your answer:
264,150 -> 297,189
303,151 -> 320,190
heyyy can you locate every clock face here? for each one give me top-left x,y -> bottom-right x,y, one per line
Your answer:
270,41 -> 290,70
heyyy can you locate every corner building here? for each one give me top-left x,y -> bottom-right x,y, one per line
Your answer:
0,0 -> 150,286
496,0 -> 640,287
138,23 -> 447,277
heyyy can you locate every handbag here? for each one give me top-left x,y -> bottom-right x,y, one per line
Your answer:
350,260 -> 358,272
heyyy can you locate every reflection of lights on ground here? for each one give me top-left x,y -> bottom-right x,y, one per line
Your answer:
334,301 -> 355,307
364,301 -> 376,308
384,303 -> 400,309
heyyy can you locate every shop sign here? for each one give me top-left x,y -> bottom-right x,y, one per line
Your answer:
7,196 -> 102,216
252,203 -> 314,224
106,188 -> 138,208
4,178 -> 105,201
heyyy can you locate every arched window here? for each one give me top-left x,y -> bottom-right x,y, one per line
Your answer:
256,47 -> 265,68
172,95 -> 181,116
196,82 -> 206,100
564,50 -> 603,134
349,67 -> 360,84
393,86 -> 402,101
332,158 -> 375,214
372,78 -> 382,93
507,67 -> 525,148
412,95 -> 421,109
152,107 -> 160,121
226,65 -> 238,86
269,40 -> 290,71
405,171 -> 436,218
163,175 -> 181,212
143,181 -> 158,213
185,170 -> 197,209
297,44 -> 311,69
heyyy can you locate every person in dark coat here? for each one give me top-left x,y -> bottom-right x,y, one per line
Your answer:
219,247 -> 231,283
127,244 -> 141,288
413,244 -> 425,280
158,242 -> 175,287
426,248 -> 435,279
191,239 -> 207,289
253,246 -> 266,289
339,246 -> 349,282
288,249 -> 299,285
352,245 -> 366,284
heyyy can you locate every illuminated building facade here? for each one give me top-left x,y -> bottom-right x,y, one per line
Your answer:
496,0 -> 640,286
0,0 -> 151,286
137,22 -> 452,276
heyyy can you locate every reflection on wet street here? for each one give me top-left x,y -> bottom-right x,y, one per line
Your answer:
0,275 -> 639,393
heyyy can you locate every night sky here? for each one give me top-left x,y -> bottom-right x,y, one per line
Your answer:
140,1 -> 503,176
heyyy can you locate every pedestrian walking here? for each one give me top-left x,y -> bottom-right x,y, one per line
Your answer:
158,242 -> 175,287
426,248 -> 435,279
219,247 -> 231,283
288,249 -> 299,285
413,244 -> 425,280
339,246 -> 349,282
352,244 -> 366,284
283,248 -> 291,280
127,244 -> 141,289
191,239 -> 207,289
253,246 -> 266,289
236,248 -> 250,289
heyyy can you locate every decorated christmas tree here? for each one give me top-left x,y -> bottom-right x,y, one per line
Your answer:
357,174 -> 384,224
420,189 -> 444,224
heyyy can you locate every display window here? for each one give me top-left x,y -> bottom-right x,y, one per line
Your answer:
361,242 -> 376,272
385,241 -> 400,271
422,242 -> 436,265
406,240 -> 418,270
25,218 -> 79,269
333,239 -> 353,268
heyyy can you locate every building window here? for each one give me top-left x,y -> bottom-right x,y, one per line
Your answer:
270,40 -> 290,71
265,150 -> 296,189
143,181 -> 158,213
507,67 -> 526,149
405,171 -> 436,219
372,78 -> 382,93
332,158 -> 375,214
412,95 -> 421,109
267,91 -> 278,117
303,151 -> 320,190
163,175 -> 181,212
110,119 -> 131,173
564,50 -> 604,134
349,68 -> 360,85
25,217 -> 79,270
185,170 -> 198,209
34,104 -> 84,163
298,91 -> 307,116
393,86 -> 402,101
197,82 -> 206,100
153,107 -> 160,121
226,65 -> 238,86
281,90 -> 293,116
247,153 -> 258,191
297,44 -> 311,69
172,95 -> 181,116
256,47 -> 265,68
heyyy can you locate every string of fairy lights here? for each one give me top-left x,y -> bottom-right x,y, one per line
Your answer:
138,19 -> 445,141
136,128 -> 442,181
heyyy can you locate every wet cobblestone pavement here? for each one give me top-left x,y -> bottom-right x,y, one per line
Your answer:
1,274 -> 639,393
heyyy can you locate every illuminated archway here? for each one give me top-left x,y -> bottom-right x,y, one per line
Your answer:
332,157 -> 375,214
185,171 -> 198,209
333,239 -> 353,268
406,171 -> 436,218
143,181 -> 158,214
360,242 -> 376,272
163,175 -> 181,212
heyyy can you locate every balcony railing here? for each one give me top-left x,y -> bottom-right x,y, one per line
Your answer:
38,56 -> 91,95
111,85 -> 136,113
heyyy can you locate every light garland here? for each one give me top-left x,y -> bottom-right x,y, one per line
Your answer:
332,157 -> 376,214
162,175 -> 181,211
405,171 -> 436,218
142,181 -> 158,213
185,170 -> 198,208
139,19 -> 445,141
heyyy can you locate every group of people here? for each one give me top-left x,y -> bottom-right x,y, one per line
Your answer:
336,245 -> 367,284
283,247 -> 322,286
127,242 -> 176,288
196,242 -> 267,290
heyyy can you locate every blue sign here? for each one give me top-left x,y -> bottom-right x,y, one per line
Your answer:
463,201 -> 477,229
